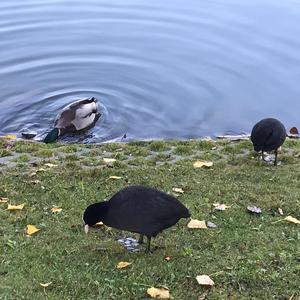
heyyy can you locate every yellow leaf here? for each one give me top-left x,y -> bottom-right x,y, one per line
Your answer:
213,203 -> 231,211
116,261 -> 132,269
172,187 -> 184,194
51,207 -> 62,213
193,160 -> 213,169
103,158 -> 116,163
284,216 -> 300,225
187,219 -> 207,229
0,197 -> 8,203
40,282 -> 52,288
95,221 -> 104,227
4,134 -> 16,141
7,203 -> 25,211
109,176 -> 122,180
196,275 -> 215,286
44,163 -> 57,168
147,287 -> 170,299
26,225 -> 40,235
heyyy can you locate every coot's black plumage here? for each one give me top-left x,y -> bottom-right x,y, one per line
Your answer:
250,118 -> 286,165
83,185 -> 190,251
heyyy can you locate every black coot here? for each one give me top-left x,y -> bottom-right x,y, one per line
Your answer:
250,118 -> 286,165
83,185 -> 190,251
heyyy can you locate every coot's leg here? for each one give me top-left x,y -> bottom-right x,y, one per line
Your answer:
274,149 -> 278,166
138,234 -> 144,244
261,150 -> 264,161
146,237 -> 151,252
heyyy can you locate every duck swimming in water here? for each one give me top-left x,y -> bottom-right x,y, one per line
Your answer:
44,97 -> 100,143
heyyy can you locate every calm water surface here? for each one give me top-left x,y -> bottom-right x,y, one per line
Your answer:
1,0 -> 300,142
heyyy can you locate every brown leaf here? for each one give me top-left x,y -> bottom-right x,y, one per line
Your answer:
213,203 -> 231,211
187,219 -> 207,229
147,287 -> 170,299
26,225 -> 40,235
172,187 -> 184,194
284,216 -> 300,225
116,261 -> 132,269
196,275 -> 215,287
193,160 -> 213,169
289,127 -> 299,135
7,203 -> 25,211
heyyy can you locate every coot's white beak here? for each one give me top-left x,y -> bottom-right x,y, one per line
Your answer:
84,224 -> 89,234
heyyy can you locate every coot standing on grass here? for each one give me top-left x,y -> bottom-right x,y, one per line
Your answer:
44,97 -> 100,143
250,118 -> 286,165
83,185 -> 190,252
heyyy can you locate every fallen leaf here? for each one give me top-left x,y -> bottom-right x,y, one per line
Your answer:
37,168 -> 46,172
193,160 -> 213,169
94,221 -> 104,227
187,219 -> 207,229
7,203 -> 25,211
0,197 -> 8,203
29,172 -> 37,177
51,207 -> 62,213
147,287 -> 170,299
247,206 -> 262,214
290,127 -> 299,135
103,158 -> 116,163
4,134 -> 16,141
284,216 -> 300,225
40,282 -> 52,288
196,275 -> 215,287
172,187 -> 184,194
26,225 -> 40,235
278,208 -> 283,215
116,261 -> 132,269
164,256 -> 171,261
213,203 -> 231,211
109,176 -> 122,180
44,163 -> 57,168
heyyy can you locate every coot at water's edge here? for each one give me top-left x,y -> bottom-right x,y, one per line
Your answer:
83,185 -> 190,252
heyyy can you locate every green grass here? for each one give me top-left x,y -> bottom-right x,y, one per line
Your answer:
0,139 -> 299,299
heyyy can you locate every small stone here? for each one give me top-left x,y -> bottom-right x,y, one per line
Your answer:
207,221 -> 217,228
247,206 -> 262,214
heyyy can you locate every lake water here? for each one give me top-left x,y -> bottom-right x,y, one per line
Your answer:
1,0 -> 300,142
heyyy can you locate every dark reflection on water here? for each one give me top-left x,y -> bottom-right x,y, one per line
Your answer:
0,0 -> 300,142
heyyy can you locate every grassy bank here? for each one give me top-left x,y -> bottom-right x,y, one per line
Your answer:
0,138 -> 299,299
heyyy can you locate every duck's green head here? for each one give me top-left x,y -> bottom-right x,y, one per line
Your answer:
44,128 -> 60,143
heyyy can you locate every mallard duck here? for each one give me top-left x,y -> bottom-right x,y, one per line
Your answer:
44,97 -> 100,143
251,118 -> 286,165
83,185 -> 190,252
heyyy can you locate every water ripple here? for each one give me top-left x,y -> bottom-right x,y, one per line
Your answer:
0,0 -> 300,141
